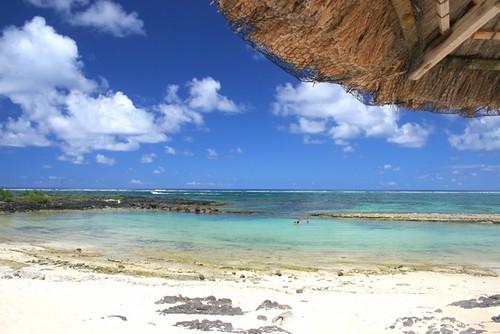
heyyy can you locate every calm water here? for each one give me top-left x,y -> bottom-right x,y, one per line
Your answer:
1,190 -> 500,271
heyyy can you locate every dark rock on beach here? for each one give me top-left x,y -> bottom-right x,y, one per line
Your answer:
175,319 -> 291,334
256,300 -> 291,311
106,315 -> 127,321
244,326 -> 292,334
175,319 -> 234,332
450,294 -> 500,309
492,314 -> 500,323
156,295 -> 243,316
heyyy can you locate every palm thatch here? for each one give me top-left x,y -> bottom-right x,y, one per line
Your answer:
214,0 -> 500,116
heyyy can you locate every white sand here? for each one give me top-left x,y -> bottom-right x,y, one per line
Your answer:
0,243 -> 499,334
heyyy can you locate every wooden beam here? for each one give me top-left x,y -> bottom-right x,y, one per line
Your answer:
409,0 -> 500,80
473,29 -> 500,39
437,0 -> 450,33
390,0 -> 419,47
448,56 -> 500,70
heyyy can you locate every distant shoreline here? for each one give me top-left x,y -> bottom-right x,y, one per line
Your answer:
311,212 -> 500,224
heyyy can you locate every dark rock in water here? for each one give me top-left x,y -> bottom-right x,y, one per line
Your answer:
295,289 -> 303,294
1,274 -> 13,280
156,295 -> 243,316
450,294 -> 500,309
75,248 -> 82,253
240,274 -> 246,279
337,271 -> 344,277
175,319 -> 234,332
257,315 -> 267,321
492,314 -> 500,323
107,315 -> 127,321
256,300 -> 292,311
198,273 -> 205,281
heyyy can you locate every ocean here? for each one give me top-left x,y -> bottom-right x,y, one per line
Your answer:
1,190 -> 499,272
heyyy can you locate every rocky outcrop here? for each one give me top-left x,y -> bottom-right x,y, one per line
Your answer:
0,195 -> 258,215
156,295 -> 243,316
450,294 -> 500,309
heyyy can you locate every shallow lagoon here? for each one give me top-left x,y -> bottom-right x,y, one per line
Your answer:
1,210 -> 499,273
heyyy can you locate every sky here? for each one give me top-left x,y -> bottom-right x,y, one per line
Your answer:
0,0 -> 499,190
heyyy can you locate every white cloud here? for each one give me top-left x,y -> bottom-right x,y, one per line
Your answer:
153,166 -> 165,174
448,117 -> 500,151
70,0 -> 145,37
383,164 -> 400,172
95,153 -> 115,165
290,118 -> 326,134
26,0 -> 88,13
232,147 -> 243,154
272,82 -> 431,148
187,77 -> 241,113
186,181 -> 201,186
27,0 -> 145,37
157,79 -> 239,133
0,18 -> 239,161
450,164 -> 500,173
207,148 -> 218,160
140,153 -> 156,164
165,145 -> 176,155
129,178 -> 142,185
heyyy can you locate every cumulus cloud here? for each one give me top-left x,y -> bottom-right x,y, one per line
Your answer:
272,82 -> 431,149
0,18 -> 239,162
129,178 -> 142,185
140,153 -> 156,164
26,0 -> 145,37
95,153 -> 115,165
207,148 -> 218,160
165,145 -> 176,155
382,164 -> 400,172
26,0 -> 88,12
448,117 -> 500,151
153,166 -> 165,174
157,79 -> 240,133
187,78 -> 241,113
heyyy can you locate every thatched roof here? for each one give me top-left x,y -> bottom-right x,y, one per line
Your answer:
214,0 -> 500,116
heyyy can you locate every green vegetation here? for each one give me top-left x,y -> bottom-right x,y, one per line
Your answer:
23,190 -> 51,204
0,188 -> 14,202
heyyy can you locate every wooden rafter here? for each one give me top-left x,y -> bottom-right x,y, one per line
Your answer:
409,0 -> 500,80
437,0 -> 450,33
473,29 -> 500,39
390,0 -> 419,47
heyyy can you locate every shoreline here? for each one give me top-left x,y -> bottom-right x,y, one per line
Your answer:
0,241 -> 498,281
0,242 -> 499,333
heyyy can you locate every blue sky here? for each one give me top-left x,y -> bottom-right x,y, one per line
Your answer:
0,0 -> 499,190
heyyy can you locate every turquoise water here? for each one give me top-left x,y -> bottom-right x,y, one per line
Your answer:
1,208 -> 499,271
22,189 -> 500,216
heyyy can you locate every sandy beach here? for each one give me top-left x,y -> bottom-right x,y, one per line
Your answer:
0,242 -> 499,334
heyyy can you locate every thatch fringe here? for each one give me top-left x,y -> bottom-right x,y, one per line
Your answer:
215,0 -> 500,116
